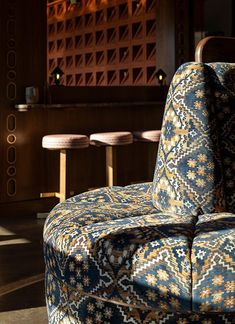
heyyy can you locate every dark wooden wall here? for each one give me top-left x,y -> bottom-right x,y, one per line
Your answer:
0,0 -> 47,215
156,0 -> 192,82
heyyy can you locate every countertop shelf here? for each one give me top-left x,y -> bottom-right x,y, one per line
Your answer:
15,101 -> 163,111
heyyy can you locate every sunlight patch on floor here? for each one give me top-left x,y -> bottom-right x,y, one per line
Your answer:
0,226 -> 16,236
0,238 -> 31,247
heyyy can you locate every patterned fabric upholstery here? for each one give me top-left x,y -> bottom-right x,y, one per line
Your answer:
44,184 -> 234,323
209,63 -> 235,213
44,183 -> 194,313
152,62 -> 230,216
45,276 -> 235,323
192,212 -> 235,313
44,62 -> 235,323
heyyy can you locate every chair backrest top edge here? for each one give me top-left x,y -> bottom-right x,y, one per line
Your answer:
195,36 -> 235,63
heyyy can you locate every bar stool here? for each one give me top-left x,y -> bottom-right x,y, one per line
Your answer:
133,130 -> 161,180
90,131 -> 133,186
41,134 -> 89,203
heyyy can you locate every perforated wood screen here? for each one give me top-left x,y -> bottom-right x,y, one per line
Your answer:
47,0 -> 157,86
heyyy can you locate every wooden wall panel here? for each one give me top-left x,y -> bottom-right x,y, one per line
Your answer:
156,0 -> 192,82
0,0 -> 47,206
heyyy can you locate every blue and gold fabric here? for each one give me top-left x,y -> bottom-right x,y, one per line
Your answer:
44,62 -> 235,323
44,184 -> 194,315
152,62 -> 227,216
208,63 -> 235,213
192,212 -> 235,313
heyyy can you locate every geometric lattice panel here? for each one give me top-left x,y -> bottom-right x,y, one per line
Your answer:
47,0 -> 157,86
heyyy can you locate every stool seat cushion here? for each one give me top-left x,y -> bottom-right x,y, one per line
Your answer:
90,131 -> 133,146
42,134 -> 89,149
133,130 -> 161,142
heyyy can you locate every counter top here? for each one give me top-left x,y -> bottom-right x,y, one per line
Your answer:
15,101 -> 163,111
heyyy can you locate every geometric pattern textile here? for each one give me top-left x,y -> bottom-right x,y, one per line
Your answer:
152,62 -> 235,216
44,184 -> 235,323
44,62 -> 235,323
192,212 -> 235,313
208,63 -> 235,213
45,276 -> 235,323
44,183 -> 194,315
44,183 -> 235,323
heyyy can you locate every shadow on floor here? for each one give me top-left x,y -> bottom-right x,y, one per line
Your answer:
0,216 -> 46,314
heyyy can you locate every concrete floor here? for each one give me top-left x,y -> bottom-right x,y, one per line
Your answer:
0,216 -> 47,322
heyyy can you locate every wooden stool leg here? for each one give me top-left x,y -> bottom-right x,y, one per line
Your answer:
59,149 -> 70,202
106,146 -> 117,186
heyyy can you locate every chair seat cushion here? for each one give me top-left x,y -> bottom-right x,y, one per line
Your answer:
42,134 -> 89,149
44,184 -> 235,321
90,131 -> 133,146
133,130 -> 161,142
192,212 -> 235,313
44,183 -> 194,313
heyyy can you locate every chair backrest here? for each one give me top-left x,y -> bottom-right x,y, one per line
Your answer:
195,36 -> 235,63
152,61 -> 235,216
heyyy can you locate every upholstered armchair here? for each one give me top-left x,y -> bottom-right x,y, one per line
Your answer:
43,61 -> 235,323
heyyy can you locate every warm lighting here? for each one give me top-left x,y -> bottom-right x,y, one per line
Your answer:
51,66 -> 64,85
155,68 -> 167,86
48,0 -> 147,18
0,226 -> 15,235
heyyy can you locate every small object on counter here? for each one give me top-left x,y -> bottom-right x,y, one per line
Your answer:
14,104 -> 31,112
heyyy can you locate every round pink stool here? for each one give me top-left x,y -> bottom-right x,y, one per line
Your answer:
90,131 -> 133,186
133,130 -> 161,180
41,134 -> 89,202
